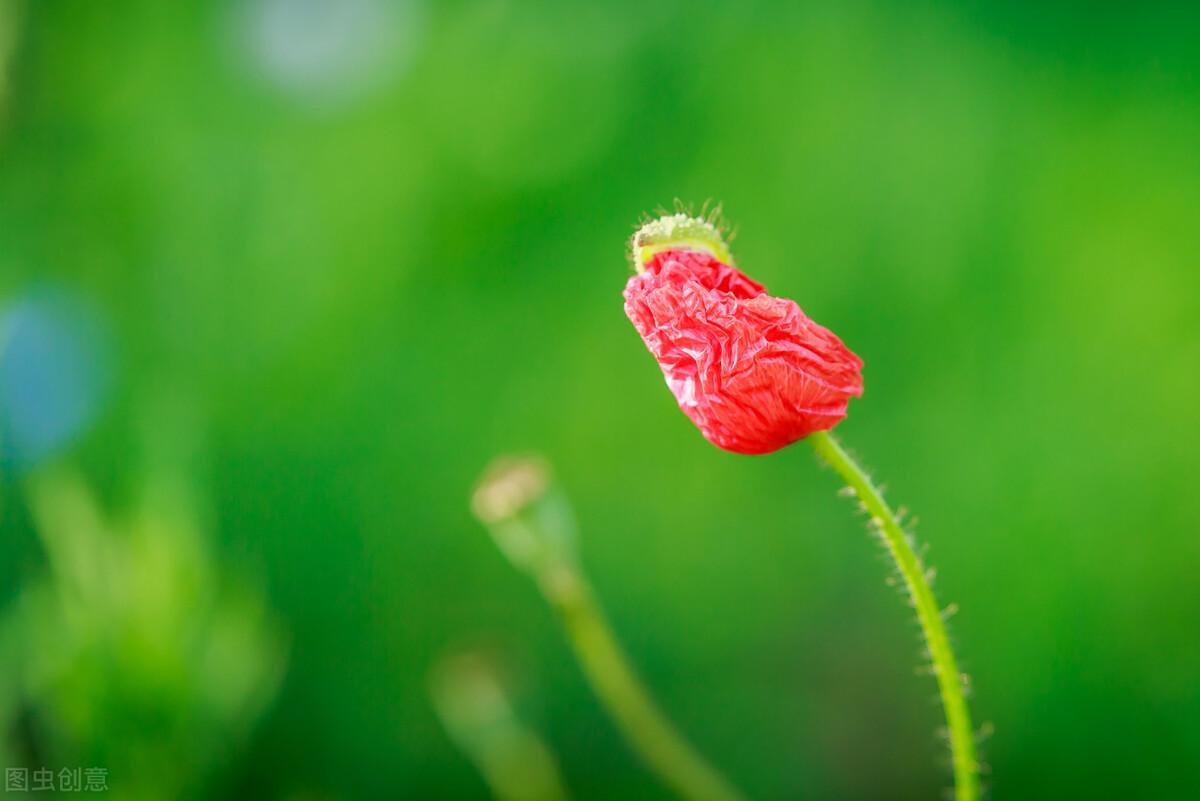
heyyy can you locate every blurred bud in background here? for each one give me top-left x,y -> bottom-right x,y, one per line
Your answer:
472,455 -> 578,580
469,455 -> 747,801
0,394 -> 287,801
0,288 -> 114,471
430,650 -> 569,801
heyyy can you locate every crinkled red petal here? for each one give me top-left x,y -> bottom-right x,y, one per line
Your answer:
624,249 -> 864,454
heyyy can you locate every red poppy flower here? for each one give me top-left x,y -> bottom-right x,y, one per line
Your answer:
623,213 -> 863,455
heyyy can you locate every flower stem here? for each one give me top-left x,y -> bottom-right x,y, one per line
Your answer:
539,565 -> 748,801
807,430 -> 980,801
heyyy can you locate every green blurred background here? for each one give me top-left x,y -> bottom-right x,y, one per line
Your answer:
1,1 -> 1198,799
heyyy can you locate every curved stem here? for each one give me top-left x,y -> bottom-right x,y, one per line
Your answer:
542,566 -> 748,801
808,430 -> 979,801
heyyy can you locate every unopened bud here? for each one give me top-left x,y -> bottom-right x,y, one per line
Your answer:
472,455 -> 577,575
429,651 -> 569,801
429,652 -> 514,741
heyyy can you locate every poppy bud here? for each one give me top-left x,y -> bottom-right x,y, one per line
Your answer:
429,651 -> 570,801
623,213 -> 863,455
471,455 -> 577,576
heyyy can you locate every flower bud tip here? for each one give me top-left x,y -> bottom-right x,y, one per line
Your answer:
472,454 -> 577,575
630,211 -> 734,271
471,455 -> 551,525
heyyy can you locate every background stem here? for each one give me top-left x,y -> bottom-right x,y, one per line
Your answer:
541,566 -> 749,801
808,430 -> 980,801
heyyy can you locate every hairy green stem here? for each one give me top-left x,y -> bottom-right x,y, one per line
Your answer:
808,430 -> 979,801
540,566 -> 748,801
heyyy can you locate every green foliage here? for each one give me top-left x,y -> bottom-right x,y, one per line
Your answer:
0,465 -> 284,800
